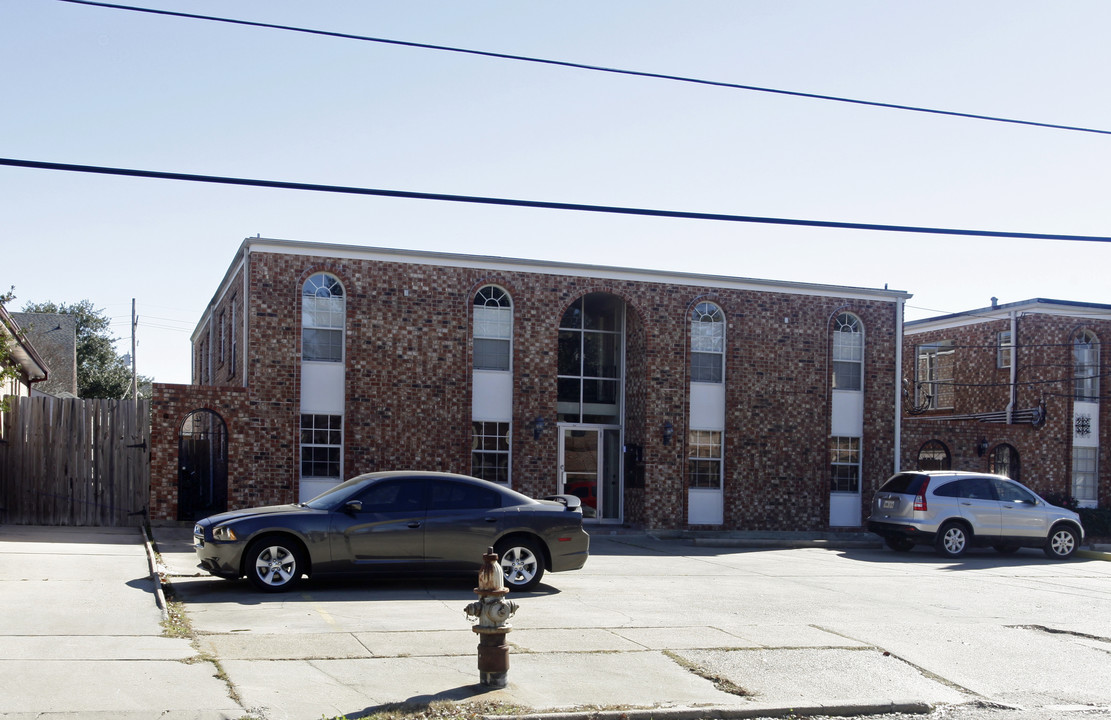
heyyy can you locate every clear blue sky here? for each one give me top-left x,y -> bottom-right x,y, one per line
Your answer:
4,1 -> 1110,384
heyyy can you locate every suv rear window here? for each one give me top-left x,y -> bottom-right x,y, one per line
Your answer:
878,472 -> 929,496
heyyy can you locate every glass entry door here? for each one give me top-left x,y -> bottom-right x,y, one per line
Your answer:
559,426 -> 621,521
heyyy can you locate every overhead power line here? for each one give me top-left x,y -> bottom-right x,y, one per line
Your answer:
57,0 -> 1111,137
4,157 -> 1111,244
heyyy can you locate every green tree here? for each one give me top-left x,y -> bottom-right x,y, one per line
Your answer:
21,299 -> 152,399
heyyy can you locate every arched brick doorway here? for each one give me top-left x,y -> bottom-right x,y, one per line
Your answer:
177,409 -> 228,522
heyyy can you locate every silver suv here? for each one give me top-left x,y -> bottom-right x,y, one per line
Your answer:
867,471 -> 1084,559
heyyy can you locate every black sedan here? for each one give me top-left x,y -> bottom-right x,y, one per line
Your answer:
192,471 -> 590,592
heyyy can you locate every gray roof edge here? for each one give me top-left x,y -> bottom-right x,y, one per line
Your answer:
907,297 -> 1111,328
0,305 -> 49,380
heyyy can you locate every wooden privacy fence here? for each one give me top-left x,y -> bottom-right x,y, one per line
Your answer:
0,396 -> 150,526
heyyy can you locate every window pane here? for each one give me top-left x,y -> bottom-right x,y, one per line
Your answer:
691,352 -> 723,383
303,328 -> 343,362
583,293 -> 621,331
1072,447 -> 1098,505
1074,332 -> 1100,401
471,422 -> 510,484
688,430 -> 722,488
832,361 -> 861,391
917,440 -> 951,470
829,436 -> 860,492
474,306 -> 512,339
558,331 -> 581,376
583,333 -> 620,378
474,338 -> 510,371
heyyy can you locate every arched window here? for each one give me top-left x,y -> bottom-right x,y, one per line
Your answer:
991,444 -> 1020,481
690,302 -> 725,383
473,286 -> 512,371
1074,330 -> 1100,401
917,440 -> 951,471
832,313 -> 864,391
301,273 -> 345,362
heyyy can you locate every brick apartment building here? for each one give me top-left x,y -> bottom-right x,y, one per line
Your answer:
150,238 -> 910,532
903,298 -> 1109,508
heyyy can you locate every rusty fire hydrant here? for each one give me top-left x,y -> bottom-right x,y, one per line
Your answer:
463,547 -> 518,688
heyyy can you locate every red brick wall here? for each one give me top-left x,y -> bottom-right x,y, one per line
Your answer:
169,248 -> 903,531
903,312 -> 1109,505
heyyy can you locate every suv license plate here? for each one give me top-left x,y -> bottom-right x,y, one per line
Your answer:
882,499 -> 895,509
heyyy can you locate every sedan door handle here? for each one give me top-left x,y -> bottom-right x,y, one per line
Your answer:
484,516 -> 497,523
407,521 -> 422,529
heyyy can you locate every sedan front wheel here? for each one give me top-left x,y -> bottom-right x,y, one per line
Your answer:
496,538 -> 545,591
245,537 -> 306,592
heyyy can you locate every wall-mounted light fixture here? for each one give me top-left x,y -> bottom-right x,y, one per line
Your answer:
662,421 -> 674,445
532,416 -> 547,440
977,437 -> 989,457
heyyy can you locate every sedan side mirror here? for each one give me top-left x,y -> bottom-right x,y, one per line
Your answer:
344,500 -> 363,514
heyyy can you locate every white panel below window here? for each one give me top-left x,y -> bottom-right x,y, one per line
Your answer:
472,371 -> 513,421
301,362 -> 345,414
831,390 -> 864,437
688,488 -> 723,525
299,477 -> 341,503
829,492 -> 861,527
689,383 -> 725,430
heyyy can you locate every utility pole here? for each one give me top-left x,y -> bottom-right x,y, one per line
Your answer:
131,298 -> 138,404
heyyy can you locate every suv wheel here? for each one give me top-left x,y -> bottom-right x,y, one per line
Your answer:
935,522 -> 970,558
1044,526 -> 1079,559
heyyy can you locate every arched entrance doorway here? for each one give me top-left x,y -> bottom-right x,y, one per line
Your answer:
178,409 -> 228,522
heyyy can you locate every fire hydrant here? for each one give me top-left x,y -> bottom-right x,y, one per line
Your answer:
463,547 -> 518,688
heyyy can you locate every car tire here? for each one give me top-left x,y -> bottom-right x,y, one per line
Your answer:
1044,525 -> 1079,559
244,536 -> 306,592
495,537 -> 545,591
885,537 -> 915,553
935,522 -> 970,558
992,543 -> 1020,554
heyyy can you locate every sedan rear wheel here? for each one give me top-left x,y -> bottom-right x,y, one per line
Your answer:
935,522 -> 970,558
496,538 -> 545,591
245,537 -> 305,592
1044,526 -> 1079,559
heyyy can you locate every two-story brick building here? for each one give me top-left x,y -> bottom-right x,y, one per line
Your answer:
902,298 -> 1109,508
150,237 -> 911,532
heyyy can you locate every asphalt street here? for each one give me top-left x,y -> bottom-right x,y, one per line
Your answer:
1,524 -> 1109,720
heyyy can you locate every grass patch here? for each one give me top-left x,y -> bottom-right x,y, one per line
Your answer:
663,650 -> 754,697
322,700 -> 532,720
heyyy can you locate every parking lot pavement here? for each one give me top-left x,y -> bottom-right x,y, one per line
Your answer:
4,525 -> 1107,720
151,527 -> 1111,720
0,525 -> 241,719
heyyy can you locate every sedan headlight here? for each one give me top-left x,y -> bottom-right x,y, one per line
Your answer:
212,526 -> 239,542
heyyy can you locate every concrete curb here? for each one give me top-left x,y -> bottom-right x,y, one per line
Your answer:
482,700 -> 935,720
140,525 -> 170,623
691,537 -> 883,550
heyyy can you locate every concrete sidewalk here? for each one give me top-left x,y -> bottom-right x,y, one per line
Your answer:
0,525 -> 240,719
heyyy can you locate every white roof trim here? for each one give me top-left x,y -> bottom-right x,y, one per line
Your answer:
242,237 -> 911,302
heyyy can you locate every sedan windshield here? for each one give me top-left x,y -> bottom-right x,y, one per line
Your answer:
302,477 -> 364,510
